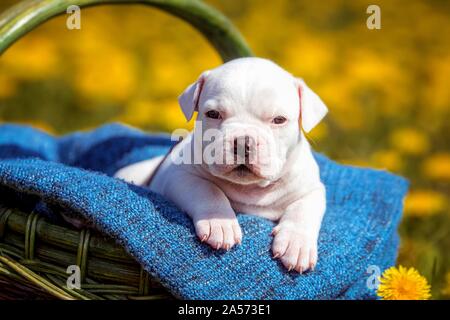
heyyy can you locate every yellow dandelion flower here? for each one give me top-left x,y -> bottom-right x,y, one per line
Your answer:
377,266 -> 431,300
0,74 -> 17,98
371,150 -> 403,172
160,100 -> 195,131
338,158 -> 371,168
347,50 -> 403,85
319,78 -> 365,130
389,128 -> 429,156
120,99 -> 155,127
442,272 -> 450,297
306,123 -> 328,142
74,47 -> 136,102
425,56 -> 450,111
283,36 -> 333,78
422,153 -> 450,182
1,35 -> 59,80
404,190 -> 447,217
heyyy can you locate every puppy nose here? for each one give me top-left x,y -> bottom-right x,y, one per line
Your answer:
233,136 -> 251,158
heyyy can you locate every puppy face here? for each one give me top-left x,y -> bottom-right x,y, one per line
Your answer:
178,58 -> 327,186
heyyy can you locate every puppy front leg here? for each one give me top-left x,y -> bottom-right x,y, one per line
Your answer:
272,184 -> 326,273
164,174 -> 242,250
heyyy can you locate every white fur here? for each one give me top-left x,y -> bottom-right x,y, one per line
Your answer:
114,57 -> 327,273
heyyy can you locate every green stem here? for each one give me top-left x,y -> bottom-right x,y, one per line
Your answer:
0,0 -> 253,61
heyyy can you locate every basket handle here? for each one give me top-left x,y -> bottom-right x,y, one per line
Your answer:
0,0 -> 253,61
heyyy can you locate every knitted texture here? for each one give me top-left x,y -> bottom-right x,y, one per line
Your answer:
0,123 -> 408,299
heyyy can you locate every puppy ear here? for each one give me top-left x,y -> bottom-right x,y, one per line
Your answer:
295,78 -> 328,132
178,71 -> 210,121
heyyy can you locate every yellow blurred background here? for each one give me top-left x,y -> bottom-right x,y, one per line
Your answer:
0,0 -> 449,298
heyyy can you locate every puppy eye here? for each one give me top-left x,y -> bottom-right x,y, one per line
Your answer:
205,110 -> 222,119
272,116 -> 287,125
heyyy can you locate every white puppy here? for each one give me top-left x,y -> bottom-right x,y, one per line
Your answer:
115,57 -> 327,273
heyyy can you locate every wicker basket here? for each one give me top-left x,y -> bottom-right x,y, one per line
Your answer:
0,0 -> 252,300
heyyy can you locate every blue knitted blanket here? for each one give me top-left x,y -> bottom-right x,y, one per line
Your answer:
0,123 -> 408,300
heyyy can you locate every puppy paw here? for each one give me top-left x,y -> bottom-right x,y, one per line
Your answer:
194,217 -> 242,251
271,223 -> 318,273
